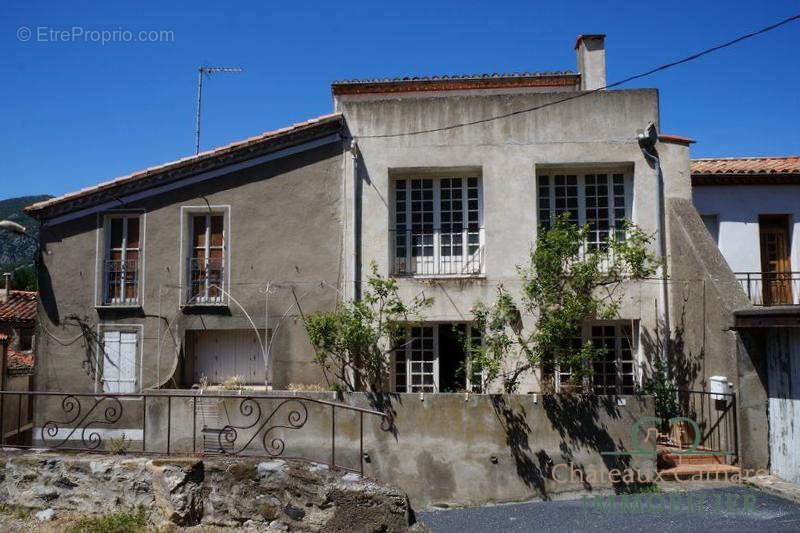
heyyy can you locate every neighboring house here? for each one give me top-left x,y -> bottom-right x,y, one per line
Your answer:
26,34 -> 719,399
0,273 -> 36,375
692,156 -> 800,306
691,156 -> 800,484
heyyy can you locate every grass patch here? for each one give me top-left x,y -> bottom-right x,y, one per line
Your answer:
66,509 -> 147,533
0,503 -> 32,519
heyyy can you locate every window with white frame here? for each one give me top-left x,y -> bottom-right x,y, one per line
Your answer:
187,213 -> 226,304
393,176 -> 484,276
100,330 -> 138,393
537,172 -> 631,249
393,324 -> 483,393
552,322 -> 637,395
103,215 -> 140,305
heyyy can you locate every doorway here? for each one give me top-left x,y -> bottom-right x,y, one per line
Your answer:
759,215 -> 793,305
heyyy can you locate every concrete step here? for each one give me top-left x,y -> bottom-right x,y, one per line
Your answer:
659,464 -> 741,480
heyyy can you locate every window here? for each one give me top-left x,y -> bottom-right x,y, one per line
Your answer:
16,328 -> 34,352
700,214 -> 719,244
538,173 -> 631,249
103,215 -> 140,305
187,213 -> 226,304
549,322 -> 637,395
100,330 -> 138,393
393,324 -> 483,393
393,176 -> 483,276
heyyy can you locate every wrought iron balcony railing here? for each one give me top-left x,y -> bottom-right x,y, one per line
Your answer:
391,227 -> 485,277
187,257 -> 225,305
735,271 -> 800,306
103,259 -> 139,305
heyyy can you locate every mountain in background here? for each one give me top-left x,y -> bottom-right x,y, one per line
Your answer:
0,195 -> 52,272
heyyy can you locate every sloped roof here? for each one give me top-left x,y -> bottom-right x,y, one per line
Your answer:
0,291 -> 37,325
692,156 -> 800,175
26,113 -> 344,220
7,349 -> 34,373
691,156 -> 800,185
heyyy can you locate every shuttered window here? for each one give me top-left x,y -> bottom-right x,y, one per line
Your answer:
104,215 -> 140,305
189,213 -> 225,303
101,331 -> 138,393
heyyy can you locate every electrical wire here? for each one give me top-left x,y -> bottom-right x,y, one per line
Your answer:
355,13 -> 800,139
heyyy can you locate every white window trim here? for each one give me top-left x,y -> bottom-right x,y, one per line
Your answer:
392,323 -> 484,393
536,170 -> 633,236
94,211 -> 146,308
95,324 -> 143,394
391,176 -> 485,278
553,320 -> 640,395
178,205 -> 231,307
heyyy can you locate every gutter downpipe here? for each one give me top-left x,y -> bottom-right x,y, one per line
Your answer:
349,139 -> 361,301
638,123 -> 671,362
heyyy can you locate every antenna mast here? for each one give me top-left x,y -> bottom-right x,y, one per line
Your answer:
195,66 -> 243,154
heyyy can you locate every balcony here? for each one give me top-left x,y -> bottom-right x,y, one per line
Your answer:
391,227 -> 484,277
736,272 -> 800,306
103,259 -> 139,306
187,257 -> 226,305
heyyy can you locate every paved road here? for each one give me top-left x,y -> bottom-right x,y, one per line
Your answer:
419,487 -> 800,532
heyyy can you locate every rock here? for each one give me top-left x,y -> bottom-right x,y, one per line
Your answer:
342,472 -> 362,483
148,459 -> 204,526
283,503 -> 306,521
257,460 -> 288,482
269,519 -> 290,531
35,508 -> 55,521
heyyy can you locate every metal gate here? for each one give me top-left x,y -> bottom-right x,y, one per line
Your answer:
767,329 -> 800,484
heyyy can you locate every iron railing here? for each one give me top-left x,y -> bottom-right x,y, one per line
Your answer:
391,227 -> 484,277
187,257 -> 225,304
0,391 -> 387,476
103,259 -> 139,305
735,271 -> 799,306
675,389 -> 738,462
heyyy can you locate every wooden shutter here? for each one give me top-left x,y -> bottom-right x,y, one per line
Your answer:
102,331 -> 121,393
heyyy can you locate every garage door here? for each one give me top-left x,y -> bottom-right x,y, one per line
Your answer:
192,330 -> 265,385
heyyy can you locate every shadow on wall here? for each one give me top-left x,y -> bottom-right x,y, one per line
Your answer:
640,301 -> 702,391
490,394 -> 651,498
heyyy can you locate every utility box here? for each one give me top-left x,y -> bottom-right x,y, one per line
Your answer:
709,375 -> 730,401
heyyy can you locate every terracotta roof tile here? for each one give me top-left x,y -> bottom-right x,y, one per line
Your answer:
0,291 -> 38,325
691,156 -> 800,175
7,349 -> 34,371
25,113 -> 343,217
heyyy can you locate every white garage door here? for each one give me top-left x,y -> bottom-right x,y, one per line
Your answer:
192,330 -> 265,385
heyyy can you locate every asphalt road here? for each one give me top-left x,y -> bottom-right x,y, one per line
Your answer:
419,487 -> 800,532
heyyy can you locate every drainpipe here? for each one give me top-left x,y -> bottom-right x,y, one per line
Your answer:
638,123 -> 671,362
349,139 -> 361,301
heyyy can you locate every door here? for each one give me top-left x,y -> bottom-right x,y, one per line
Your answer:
767,329 -> 800,484
759,215 -> 793,305
191,330 -> 264,385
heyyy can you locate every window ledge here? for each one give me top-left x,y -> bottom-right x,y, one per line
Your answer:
95,303 -> 142,310
393,273 -> 487,281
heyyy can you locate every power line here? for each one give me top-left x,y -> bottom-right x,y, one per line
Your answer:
356,13 -> 800,139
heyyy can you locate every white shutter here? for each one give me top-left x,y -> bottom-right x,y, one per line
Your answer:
119,332 -> 138,393
102,331 -> 121,393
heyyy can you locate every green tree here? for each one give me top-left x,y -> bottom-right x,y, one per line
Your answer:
469,213 -> 659,392
304,263 -> 433,392
10,263 -> 36,291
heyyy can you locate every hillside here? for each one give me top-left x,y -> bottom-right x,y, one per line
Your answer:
0,195 -> 52,271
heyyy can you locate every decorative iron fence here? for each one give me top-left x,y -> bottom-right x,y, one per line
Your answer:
675,389 -> 738,462
735,271 -> 799,306
187,257 -> 225,304
390,227 -> 484,277
103,259 -> 139,305
0,391 -> 387,476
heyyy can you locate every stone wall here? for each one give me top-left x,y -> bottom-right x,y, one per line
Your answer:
0,451 -> 415,532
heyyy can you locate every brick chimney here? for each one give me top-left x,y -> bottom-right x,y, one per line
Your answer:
575,34 -> 606,91
0,273 -> 9,304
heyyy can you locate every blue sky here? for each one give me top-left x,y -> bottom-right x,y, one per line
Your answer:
1,1 -> 799,201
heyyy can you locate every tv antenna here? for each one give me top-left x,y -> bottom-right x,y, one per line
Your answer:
195,66 -> 243,154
